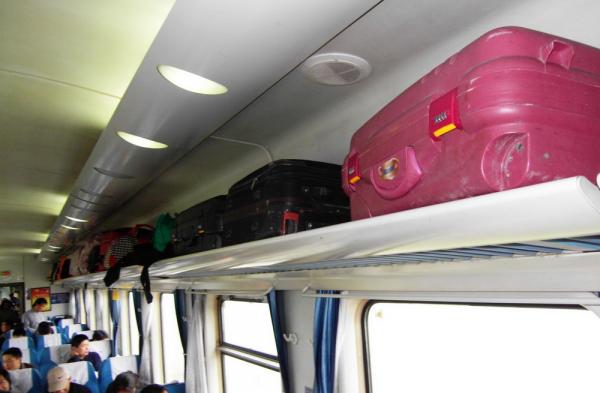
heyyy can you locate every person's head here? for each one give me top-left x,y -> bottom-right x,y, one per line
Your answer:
0,299 -> 11,311
107,371 -> 139,393
32,297 -> 47,312
70,334 -> 90,357
12,324 -> 26,338
0,322 -> 10,334
92,330 -> 108,341
139,385 -> 167,393
37,321 -> 54,335
2,347 -> 23,370
47,366 -> 71,393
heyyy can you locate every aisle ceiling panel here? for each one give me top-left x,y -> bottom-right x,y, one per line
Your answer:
0,0 -> 175,258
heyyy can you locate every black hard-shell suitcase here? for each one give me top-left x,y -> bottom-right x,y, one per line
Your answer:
173,195 -> 226,256
222,159 -> 350,246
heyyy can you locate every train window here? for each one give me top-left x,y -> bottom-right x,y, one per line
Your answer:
220,299 -> 280,393
128,292 -> 140,355
364,302 -> 600,393
161,293 -> 185,383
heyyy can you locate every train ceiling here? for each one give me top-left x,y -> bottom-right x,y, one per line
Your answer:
2,0 -> 600,262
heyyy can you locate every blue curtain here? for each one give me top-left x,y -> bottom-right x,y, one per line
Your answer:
132,291 -> 143,354
174,289 -> 188,352
267,290 -> 290,393
313,291 -> 340,393
109,290 -> 121,356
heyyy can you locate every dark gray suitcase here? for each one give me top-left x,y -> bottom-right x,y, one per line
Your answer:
223,159 -> 350,246
173,196 -> 226,256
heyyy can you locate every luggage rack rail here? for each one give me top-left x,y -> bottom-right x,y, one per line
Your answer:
171,236 -> 600,278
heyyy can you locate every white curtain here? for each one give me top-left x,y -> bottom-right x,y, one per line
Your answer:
95,291 -> 103,333
185,293 -> 208,393
69,290 -> 77,321
334,299 -> 362,393
84,290 -> 93,329
139,294 -> 154,386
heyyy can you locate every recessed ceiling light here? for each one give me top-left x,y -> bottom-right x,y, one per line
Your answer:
65,216 -> 88,223
157,65 -> 228,95
116,131 -> 168,149
61,224 -> 80,230
40,258 -> 49,261
47,244 -> 60,249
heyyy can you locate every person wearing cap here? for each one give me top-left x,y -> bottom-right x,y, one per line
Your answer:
47,366 -> 91,393
67,334 -> 101,372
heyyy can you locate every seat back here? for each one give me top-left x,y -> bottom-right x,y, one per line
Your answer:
56,362 -> 99,393
1,336 -> 35,352
8,368 -> 42,393
36,333 -> 64,350
164,382 -> 185,393
20,347 -> 39,367
39,343 -> 71,365
78,330 -> 94,340
89,339 -> 112,361
6,329 -> 34,339
57,318 -> 74,332
64,323 -> 87,339
99,355 -> 139,393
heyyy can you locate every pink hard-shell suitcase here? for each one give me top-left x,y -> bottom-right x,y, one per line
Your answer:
342,26 -> 600,220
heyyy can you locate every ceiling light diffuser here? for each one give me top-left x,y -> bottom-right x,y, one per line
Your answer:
157,65 -> 228,95
61,224 -> 80,230
116,131 -> 168,149
65,216 -> 89,223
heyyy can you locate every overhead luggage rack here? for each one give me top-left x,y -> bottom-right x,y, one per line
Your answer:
58,175 -> 600,292
148,175 -> 600,276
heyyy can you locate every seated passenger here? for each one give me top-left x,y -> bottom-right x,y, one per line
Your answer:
0,322 -> 10,348
91,330 -> 108,341
11,324 -> 27,338
0,367 -> 11,393
2,347 -> 33,370
106,371 -> 139,393
36,321 -> 54,335
67,334 -> 101,372
47,366 -> 91,393
139,385 -> 167,393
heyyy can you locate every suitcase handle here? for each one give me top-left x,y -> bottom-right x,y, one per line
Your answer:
281,211 -> 300,235
368,147 -> 423,200
543,40 -> 574,70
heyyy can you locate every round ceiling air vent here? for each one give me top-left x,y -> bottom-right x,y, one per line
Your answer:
301,53 -> 372,86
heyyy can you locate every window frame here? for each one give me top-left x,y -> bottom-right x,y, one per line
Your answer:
361,300 -> 592,393
218,296 -> 280,393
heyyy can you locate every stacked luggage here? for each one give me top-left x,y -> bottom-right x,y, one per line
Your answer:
172,159 -> 350,254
